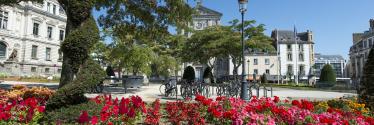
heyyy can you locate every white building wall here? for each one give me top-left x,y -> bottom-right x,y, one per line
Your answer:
279,44 -> 312,77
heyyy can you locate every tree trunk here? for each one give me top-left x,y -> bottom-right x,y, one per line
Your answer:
58,10 -> 74,88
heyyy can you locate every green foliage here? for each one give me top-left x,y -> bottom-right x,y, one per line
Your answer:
203,67 -> 214,83
43,101 -> 104,124
46,59 -> 105,111
183,66 -> 195,82
359,48 -> 374,109
319,64 -> 336,84
61,16 -> 100,74
124,45 -> 154,76
152,55 -> 178,78
260,73 -> 268,84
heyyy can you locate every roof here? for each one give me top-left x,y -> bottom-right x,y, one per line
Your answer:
315,53 -> 345,61
193,4 -> 222,19
272,30 -> 314,44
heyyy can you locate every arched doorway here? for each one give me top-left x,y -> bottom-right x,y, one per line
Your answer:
0,42 -> 6,59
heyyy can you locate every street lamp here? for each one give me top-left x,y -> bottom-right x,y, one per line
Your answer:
238,0 -> 249,101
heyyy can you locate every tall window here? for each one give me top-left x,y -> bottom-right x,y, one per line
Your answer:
299,65 -> 305,75
53,5 -> 56,14
266,69 -> 270,74
31,45 -> 38,59
0,42 -> 6,59
287,53 -> 292,61
33,23 -> 39,36
45,47 -> 51,61
265,58 -> 270,65
47,2 -> 51,12
45,68 -> 50,73
59,30 -> 64,41
58,49 -> 62,61
253,59 -> 258,65
287,44 -> 292,51
47,26 -> 53,39
31,67 -> 37,72
0,10 -> 8,29
299,44 -> 304,51
254,69 -> 258,75
287,65 -> 293,74
299,53 -> 304,62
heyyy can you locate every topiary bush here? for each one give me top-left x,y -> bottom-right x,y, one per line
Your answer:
106,66 -> 115,77
203,66 -> 214,83
46,59 -> 105,111
319,64 -> 336,84
359,47 -> 374,109
260,73 -> 268,84
183,66 -> 195,82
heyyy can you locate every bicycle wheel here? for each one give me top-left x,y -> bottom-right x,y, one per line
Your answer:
159,84 -> 165,95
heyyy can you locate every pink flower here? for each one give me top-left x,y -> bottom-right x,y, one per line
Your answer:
91,116 -> 98,125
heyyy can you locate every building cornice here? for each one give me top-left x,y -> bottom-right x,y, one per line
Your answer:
0,33 -> 60,46
16,4 -> 67,22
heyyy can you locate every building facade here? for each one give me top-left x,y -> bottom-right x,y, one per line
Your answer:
0,0 -> 66,77
314,53 -> 346,78
228,52 -> 279,80
182,1 -> 223,81
271,29 -> 315,80
349,18 -> 374,85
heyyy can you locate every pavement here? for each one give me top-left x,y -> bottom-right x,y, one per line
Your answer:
0,81 -> 357,102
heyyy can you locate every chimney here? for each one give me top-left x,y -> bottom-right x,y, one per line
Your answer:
352,33 -> 363,44
370,19 -> 374,31
307,30 -> 313,42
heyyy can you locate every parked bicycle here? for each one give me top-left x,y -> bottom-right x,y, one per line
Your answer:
159,79 -> 177,97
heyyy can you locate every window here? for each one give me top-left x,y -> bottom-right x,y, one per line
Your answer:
31,67 -> 37,72
58,50 -> 62,61
45,68 -> 50,73
287,65 -> 293,74
266,69 -> 270,74
0,42 -> 6,59
47,26 -> 53,39
287,44 -> 292,51
253,59 -> 258,65
299,53 -> 304,62
299,65 -> 305,75
59,30 -> 65,41
57,69 -> 62,73
53,5 -> 56,14
45,47 -> 51,61
254,69 -> 258,75
369,39 -> 373,48
31,45 -> 38,59
47,2 -> 51,12
0,10 -> 8,29
33,23 -> 39,36
265,59 -> 270,65
287,53 -> 292,61
299,44 -> 304,51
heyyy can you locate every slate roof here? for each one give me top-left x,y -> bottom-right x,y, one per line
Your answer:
315,53 -> 345,61
193,4 -> 222,19
274,30 -> 313,44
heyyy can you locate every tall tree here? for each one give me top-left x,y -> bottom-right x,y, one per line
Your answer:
359,48 -> 374,109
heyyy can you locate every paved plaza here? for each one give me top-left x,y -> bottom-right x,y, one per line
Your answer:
0,81 -> 356,103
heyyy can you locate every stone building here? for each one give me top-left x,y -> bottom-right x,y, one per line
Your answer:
181,1 -> 223,81
0,0 -> 66,77
314,53 -> 347,78
271,29 -> 315,81
349,18 -> 374,85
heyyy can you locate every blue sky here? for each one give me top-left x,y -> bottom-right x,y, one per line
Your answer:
93,0 -> 374,59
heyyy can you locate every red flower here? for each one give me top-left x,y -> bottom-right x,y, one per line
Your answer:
212,109 -> 222,118
216,96 -> 225,101
127,108 -> 136,118
37,106 -> 45,113
273,96 -> 280,103
78,111 -> 90,123
108,122 -> 113,125
91,116 -> 98,125
202,99 -> 212,106
195,94 -> 205,102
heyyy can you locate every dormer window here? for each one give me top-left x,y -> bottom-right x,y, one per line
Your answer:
47,2 -> 51,12
0,10 -> 8,29
53,5 -> 56,14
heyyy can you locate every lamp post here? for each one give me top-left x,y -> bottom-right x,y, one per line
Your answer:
238,0 -> 249,101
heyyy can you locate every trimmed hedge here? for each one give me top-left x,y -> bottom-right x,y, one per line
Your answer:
319,64 -> 336,84
203,67 -> 214,83
46,59 -> 105,111
183,66 -> 195,82
359,47 -> 374,109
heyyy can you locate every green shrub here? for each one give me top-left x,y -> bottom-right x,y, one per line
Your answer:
315,82 -> 335,88
182,66 -> 195,82
46,59 -> 105,111
260,73 -> 268,84
203,66 -> 214,83
319,64 -> 336,84
359,47 -> 374,109
42,101 -> 104,124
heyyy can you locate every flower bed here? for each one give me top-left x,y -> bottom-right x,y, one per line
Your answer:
76,95 -> 374,125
